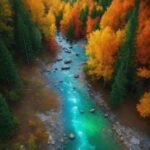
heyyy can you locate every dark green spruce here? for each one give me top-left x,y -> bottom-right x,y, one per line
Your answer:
12,0 -> 42,64
109,0 -> 139,107
0,38 -> 21,92
0,94 -> 16,140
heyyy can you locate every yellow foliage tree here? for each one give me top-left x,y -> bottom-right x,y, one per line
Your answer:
24,0 -> 56,39
60,3 -> 73,34
137,92 -> 150,117
86,26 -> 124,80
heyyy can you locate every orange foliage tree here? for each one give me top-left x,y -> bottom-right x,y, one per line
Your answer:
137,92 -> 150,117
100,0 -> 134,30
136,0 -> 150,65
72,4 -> 82,38
86,16 -> 98,36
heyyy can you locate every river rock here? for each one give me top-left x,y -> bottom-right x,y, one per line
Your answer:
130,137 -> 140,145
63,133 -> 67,137
65,49 -> 71,53
76,53 -> 80,56
80,109 -> 84,113
74,74 -> 79,78
48,135 -> 53,145
64,59 -> 72,64
69,133 -> 75,140
61,66 -> 70,70
104,113 -> 108,118
51,140 -> 56,145
60,138 -> 64,143
57,57 -> 63,61
89,108 -> 96,113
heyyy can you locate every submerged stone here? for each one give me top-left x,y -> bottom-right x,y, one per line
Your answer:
69,133 -> 75,140
89,108 -> 96,113
80,109 -> 84,113
74,74 -> 79,78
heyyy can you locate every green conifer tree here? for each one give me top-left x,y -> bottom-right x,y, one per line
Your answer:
0,94 -> 16,140
80,5 -> 89,29
110,0 -> 139,107
12,0 -> 42,64
0,38 -> 21,90
66,22 -> 74,40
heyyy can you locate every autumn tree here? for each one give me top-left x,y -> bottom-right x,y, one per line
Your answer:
86,27 -> 124,80
110,0 -> 139,107
100,0 -> 134,30
60,3 -> 72,35
137,92 -> 150,117
24,0 -> 56,49
136,0 -> 150,65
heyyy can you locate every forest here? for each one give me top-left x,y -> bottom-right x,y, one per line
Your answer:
0,0 -> 150,149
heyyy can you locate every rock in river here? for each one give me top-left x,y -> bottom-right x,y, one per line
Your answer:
89,108 -> 96,113
69,133 -> 75,140
130,137 -> 140,145
64,49 -> 71,53
74,74 -> 79,78
104,113 -> 108,118
76,53 -> 80,56
80,109 -> 84,113
64,59 -> 72,64
61,66 -> 70,70
57,57 -> 63,61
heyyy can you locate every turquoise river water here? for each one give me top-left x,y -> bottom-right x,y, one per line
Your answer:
47,33 -> 123,150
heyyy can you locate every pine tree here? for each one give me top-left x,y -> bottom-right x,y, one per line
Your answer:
91,5 -> 97,19
0,94 -> 16,140
80,5 -> 89,28
110,0 -> 139,107
98,0 -> 112,10
66,22 -> 74,40
0,38 -> 21,91
12,0 -> 42,64
94,21 -> 100,30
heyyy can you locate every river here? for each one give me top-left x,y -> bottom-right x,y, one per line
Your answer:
46,32 -> 122,150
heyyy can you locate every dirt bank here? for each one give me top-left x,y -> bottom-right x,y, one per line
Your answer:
10,49 -> 60,150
